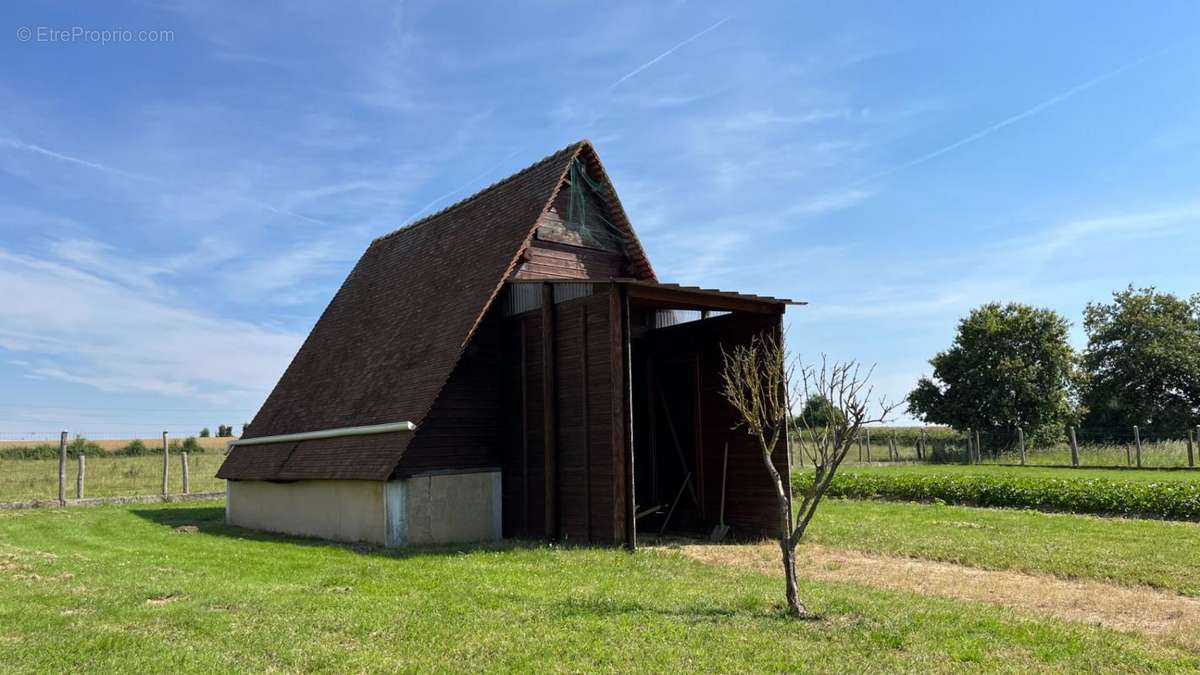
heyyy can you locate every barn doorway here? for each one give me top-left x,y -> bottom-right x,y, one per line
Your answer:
632,342 -> 709,537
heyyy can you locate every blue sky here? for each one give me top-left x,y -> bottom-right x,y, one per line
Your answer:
0,2 -> 1197,439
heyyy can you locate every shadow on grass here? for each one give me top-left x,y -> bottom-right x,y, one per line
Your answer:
548,596 -> 823,624
129,505 -> 550,561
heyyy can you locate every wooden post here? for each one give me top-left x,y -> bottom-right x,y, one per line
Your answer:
1069,426 -> 1080,467
966,428 -> 973,464
865,429 -> 871,462
58,431 -> 67,504
857,436 -> 863,462
1193,427 -> 1199,468
1187,429 -> 1196,468
1133,425 -> 1142,469
161,431 -> 169,496
1017,428 -> 1026,466
541,282 -> 558,540
181,452 -> 190,495
76,454 -> 85,499
975,428 -> 983,463
919,428 -> 927,461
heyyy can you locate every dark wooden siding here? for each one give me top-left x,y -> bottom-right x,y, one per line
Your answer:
513,190 -> 628,280
501,286 -> 626,544
395,309 -> 506,475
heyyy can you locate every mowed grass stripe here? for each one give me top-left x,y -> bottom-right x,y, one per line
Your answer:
0,502 -> 1194,672
806,498 -> 1200,596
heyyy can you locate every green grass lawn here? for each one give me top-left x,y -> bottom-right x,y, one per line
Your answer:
839,463 -> 1200,483
0,454 -> 225,502
807,498 -> 1200,596
0,502 -> 1194,672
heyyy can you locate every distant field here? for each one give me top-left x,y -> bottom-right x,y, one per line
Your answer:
0,437 -> 231,452
0,454 -> 226,502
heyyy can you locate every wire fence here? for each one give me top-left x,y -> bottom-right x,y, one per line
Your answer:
796,424 -> 1200,470
0,432 -> 228,505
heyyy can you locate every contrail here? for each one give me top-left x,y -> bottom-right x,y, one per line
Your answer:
0,136 -> 327,225
0,137 -> 152,182
609,17 -> 732,90
855,46 -> 1171,186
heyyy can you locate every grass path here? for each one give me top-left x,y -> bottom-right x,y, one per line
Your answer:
804,498 -> 1200,595
0,501 -> 1194,672
677,543 -> 1200,652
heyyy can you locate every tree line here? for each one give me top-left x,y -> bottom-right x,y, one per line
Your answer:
907,286 -> 1200,447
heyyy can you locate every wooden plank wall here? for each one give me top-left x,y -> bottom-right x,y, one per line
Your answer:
512,190 -> 628,280
502,288 -> 626,544
394,310 -> 506,475
640,311 -> 787,538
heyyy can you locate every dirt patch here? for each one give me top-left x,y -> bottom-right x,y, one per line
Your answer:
146,593 -> 187,605
676,542 -> 1200,650
173,525 -> 199,534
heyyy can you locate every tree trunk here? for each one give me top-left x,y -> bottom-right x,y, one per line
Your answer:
780,540 -> 807,617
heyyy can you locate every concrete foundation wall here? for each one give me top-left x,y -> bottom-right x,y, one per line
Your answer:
398,471 -> 503,545
227,479 -> 388,545
226,469 -> 502,547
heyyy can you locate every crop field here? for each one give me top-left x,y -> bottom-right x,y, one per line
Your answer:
0,501 -> 1196,672
0,454 -> 225,502
796,464 -> 1200,520
819,427 -> 1199,469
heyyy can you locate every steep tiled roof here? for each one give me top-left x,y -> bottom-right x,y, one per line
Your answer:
218,140 -> 653,481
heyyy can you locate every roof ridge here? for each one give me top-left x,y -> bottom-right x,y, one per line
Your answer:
371,139 -> 590,246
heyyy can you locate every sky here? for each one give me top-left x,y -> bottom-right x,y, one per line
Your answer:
0,2 -> 1197,439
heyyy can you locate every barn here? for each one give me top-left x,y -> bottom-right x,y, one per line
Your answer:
217,140 -> 800,548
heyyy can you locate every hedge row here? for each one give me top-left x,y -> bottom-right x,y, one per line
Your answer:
793,470 -> 1200,521
0,437 -> 206,461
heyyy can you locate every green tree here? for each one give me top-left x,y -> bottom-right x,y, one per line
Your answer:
1081,286 -> 1200,435
199,428 -> 211,438
907,303 -> 1075,447
796,394 -> 846,429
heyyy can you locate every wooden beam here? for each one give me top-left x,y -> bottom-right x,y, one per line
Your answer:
541,283 -> 558,540
621,285 -> 637,550
519,320 -> 530,535
624,283 -> 781,315
581,304 -> 592,544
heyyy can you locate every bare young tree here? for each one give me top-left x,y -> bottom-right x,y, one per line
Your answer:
721,334 -> 897,618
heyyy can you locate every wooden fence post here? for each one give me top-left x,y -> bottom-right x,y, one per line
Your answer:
1017,428 -> 1026,466
76,454 -> 85,499
1190,422 -> 1200,466
975,429 -> 983,463
1068,426 -> 1080,467
161,431 -> 169,496
181,452 -> 190,495
58,431 -> 67,504
966,428 -> 973,464
919,428 -> 927,461
865,429 -> 871,462
1133,425 -> 1142,469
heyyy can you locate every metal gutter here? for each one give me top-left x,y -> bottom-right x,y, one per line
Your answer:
226,421 -> 417,447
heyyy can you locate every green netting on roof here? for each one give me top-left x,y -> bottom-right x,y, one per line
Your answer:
566,158 -> 626,251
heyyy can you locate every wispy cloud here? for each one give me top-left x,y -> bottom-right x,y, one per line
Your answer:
0,135 -> 328,226
0,247 -> 303,404
609,17 -> 732,90
856,46 -> 1172,185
